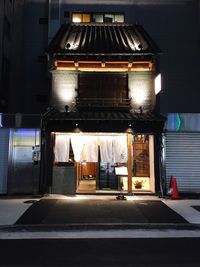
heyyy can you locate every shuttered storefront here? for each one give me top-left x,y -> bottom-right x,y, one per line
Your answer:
0,128 -> 9,194
166,132 -> 200,193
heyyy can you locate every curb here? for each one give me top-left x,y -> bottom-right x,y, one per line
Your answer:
1,223 -> 200,233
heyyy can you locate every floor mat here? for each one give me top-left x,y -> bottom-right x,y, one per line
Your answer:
15,199 -> 188,225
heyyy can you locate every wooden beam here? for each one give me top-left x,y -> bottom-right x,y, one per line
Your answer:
54,60 -> 153,72
127,132 -> 133,195
74,61 -> 79,70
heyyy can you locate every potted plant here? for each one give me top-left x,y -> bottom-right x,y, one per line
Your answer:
134,180 -> 143,189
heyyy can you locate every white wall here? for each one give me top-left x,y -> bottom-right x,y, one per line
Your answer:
51,70 -> 78,111
128,72 -> 155,112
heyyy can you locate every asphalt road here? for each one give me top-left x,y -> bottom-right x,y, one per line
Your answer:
0,238 -> 200,266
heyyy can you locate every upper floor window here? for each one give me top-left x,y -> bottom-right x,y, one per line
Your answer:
72,13 -> 91,23
72,12 -> 124,23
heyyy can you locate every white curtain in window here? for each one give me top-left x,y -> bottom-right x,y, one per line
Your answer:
71,135 -> 84,162
99,136 -> 113,162
84,136 -> 99,162
54,134 -> 70,162
113,135 -> 127,163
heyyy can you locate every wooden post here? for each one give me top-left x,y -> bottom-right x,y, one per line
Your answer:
127,132 -> 133,195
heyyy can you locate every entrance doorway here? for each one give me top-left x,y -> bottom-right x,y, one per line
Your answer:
99,162 -> 118,190
52,133 -> 155,194
76,162 -> 97,193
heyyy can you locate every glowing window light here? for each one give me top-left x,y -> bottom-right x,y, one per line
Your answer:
73,17 -> 81,23
72,13 -> 82,23
154,74 -> 161,95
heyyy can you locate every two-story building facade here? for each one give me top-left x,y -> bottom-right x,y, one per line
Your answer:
40,20 -> 165,195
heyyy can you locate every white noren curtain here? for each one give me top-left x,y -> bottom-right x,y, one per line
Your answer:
84,136 -> 98,162
99,136 -> 113,162
71,135 -> 84,162
113,135 -> 127,163
54,135 -> 70,162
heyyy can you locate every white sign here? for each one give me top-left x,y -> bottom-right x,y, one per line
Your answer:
115,166 -> 128,176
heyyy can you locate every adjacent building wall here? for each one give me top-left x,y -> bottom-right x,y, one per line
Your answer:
7,128 -> 40,195
165,114 -> 200,194
21,0 -> 49,114
0,1 -> 4,93
0,128 -> 9,194
48,0 -> 61,44
0,0 -> 15,112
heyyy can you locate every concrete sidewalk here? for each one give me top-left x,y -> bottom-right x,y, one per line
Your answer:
0,195 -> 200,226
1,195 -> 200,240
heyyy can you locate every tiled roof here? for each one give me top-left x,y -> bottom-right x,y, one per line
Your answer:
47,23 -> 161,57
44,110 -> 165,133
51,110 -> 161,120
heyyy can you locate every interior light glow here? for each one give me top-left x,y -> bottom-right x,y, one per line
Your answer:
15,129 -> 38,136
154,74 -> 161,95
72,17 -> 81,23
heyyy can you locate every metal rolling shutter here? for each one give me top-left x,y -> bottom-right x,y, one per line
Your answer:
0,128 -> 9,194
166,132 -> 200,193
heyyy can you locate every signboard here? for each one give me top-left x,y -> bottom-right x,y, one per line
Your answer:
115,166 -> 128,176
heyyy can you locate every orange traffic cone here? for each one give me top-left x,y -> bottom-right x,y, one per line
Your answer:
171,177 -> 180,199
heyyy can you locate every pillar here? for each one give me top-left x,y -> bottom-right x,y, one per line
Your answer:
127,132 -> 133,195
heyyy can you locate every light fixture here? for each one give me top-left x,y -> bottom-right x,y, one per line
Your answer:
74,123 -> 81,133
126,124 -> 134,134
65,43 -> 71,50
138,44 -> 143,50
65,105 -> 69,112
139,106 -> 143,114
154,73 -> 162,95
